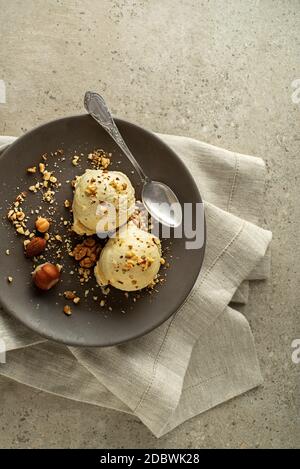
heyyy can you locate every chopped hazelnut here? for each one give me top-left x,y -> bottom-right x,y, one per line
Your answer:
16,211 -> 25,221
101,286 -> 110,296
63,305 -> 72,316
88,149 -> 111,169
27,166 -> 37,174
85,183 -> 97,197
83,237 -> 96,247
64,290 -> 76,300
73,244 -> 88,260
125,250 -> 135,259
43,171 -> 51,181
39,163 -> 45,173
72,155 -> 80,166
101,157 -> 110,169
43,189 -> 54,202
7,209 -> 14,220
80,256 -> 96,268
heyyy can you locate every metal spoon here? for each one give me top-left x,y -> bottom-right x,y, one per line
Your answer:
84,91 -> 182,228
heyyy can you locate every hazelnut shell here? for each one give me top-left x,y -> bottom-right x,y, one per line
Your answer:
25,237 -> 46,258
32,263 -> 60,290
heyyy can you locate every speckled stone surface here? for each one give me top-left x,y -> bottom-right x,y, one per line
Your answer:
0,0 -> 299,448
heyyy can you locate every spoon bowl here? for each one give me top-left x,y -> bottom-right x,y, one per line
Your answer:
142,180 -> 182,228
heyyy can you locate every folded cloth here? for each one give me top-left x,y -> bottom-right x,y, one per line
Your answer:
0,134 -> 272,437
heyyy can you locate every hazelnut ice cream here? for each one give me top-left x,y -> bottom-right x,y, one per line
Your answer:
94,221 -> 162,291
72,169 -> 135,235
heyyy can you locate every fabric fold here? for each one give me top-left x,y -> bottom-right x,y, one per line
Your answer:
2,342 -> 128,413
164,305 -> 263,436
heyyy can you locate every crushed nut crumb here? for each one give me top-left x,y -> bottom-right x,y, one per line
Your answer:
39,163 -> 46,173
64,290 -> 76,300
72,155 -> 80,166
88,149 -> 111,170
63,305 -> 72,316
27,166 -> 37,174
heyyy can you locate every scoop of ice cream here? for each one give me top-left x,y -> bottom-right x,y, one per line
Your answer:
94,222 -> 162,291
72,169 -> 135,235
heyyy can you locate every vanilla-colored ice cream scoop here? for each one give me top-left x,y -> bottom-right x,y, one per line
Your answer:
94,222 -> 162,291
72,169 -> 135,235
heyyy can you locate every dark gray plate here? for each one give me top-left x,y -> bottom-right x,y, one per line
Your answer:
0,115 -> 205,346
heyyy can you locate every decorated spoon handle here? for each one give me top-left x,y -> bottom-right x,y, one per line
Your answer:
84,91 -> 148,183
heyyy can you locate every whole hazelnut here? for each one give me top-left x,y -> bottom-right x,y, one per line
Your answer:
32,262 -> 60,290
25,237 -> 46,258
35,217 -> 50,233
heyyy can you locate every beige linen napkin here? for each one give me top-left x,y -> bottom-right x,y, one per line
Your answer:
0,134 -> 272,437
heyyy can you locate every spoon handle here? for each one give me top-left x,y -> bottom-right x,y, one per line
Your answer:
84,91 -> 148,183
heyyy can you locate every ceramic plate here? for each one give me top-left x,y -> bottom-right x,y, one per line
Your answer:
0,115 -> 205,346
